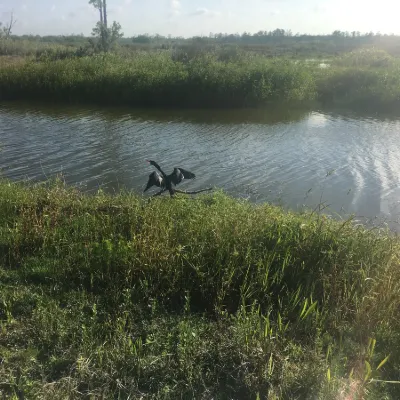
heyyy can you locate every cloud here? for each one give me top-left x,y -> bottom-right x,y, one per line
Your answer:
68,11 -> 77,19
171,0 -> 181,9
51,5 -> 56,12
313,5 -> 327,13
169,0 -> 181,16
108,5 -> 124,15
82,3 -> 101,17
124,0 -> 132,4
189,8 -> 221,17
269,9 -> 280,16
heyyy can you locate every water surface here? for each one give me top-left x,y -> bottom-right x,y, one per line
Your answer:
1,102 -> 400,230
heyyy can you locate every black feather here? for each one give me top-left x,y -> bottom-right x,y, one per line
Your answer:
169,167 -> 196,185
144,171 -> 164,192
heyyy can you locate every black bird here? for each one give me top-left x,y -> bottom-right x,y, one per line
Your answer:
144,160 -> 196,196
144,170 -> 164,192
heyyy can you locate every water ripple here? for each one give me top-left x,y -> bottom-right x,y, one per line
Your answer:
2,104 -> 400,229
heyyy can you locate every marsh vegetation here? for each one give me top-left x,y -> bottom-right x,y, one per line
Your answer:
1,181 -> 400,398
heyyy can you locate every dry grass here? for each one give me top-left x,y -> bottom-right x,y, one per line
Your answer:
0,55 -> 27,68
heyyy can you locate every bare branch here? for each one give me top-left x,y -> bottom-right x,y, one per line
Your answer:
3,11 -> 17,39
89,0 -> 103,24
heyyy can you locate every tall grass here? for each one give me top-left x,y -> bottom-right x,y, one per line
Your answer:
0,39 -> 78,59
1,48 -> 400,109
317,66 -> 400,110
0,52 -> 315,108
1,180 -> 400,398
316,49 -> 400,110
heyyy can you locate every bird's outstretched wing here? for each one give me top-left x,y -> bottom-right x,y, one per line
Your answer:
144,171 -> 164,192
178,168 -> 196,179
170,167 -> 196,185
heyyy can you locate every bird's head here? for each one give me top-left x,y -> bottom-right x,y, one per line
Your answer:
146,159 -> 156,166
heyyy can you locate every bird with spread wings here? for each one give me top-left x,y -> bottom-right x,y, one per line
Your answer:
144,160 -> 197,197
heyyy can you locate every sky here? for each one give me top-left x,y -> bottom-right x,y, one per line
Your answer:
1,0 -> 400,37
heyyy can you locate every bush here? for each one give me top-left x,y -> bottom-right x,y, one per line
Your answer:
333,48 -> 394,68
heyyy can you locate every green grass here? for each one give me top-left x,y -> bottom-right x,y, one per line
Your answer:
0,52 -> 316,108
315,49 -> 400,110
1,179 -> 400,399
1,48 -> 400,110
0,39 -> 79,59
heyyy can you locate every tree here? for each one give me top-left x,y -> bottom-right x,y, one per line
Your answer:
103,0 -> 108,28
272,29 -> 285,37
92,21 -> 123,51
89,0 -> 123,52
1,11 -> 17,39
89,0 -> 104,25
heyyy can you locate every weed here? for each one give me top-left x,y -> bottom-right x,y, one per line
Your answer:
0,180 -> 400,398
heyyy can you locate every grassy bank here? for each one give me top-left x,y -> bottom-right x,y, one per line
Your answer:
1,49 -> 400,109
0,52 -> 315,108
1,180 -> 400,399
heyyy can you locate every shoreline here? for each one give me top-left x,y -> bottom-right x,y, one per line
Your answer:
1,180 -> 399,398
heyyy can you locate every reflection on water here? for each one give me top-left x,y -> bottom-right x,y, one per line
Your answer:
1,102 -> 400,230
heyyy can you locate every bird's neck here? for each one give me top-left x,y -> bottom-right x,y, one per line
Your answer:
153,162 -> 167,178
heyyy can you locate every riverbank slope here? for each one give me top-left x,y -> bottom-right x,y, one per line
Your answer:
1,180 -> 399,398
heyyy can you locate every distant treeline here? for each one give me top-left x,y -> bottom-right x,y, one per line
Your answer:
7,29 -> 400,58
10,29 -> 400,45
